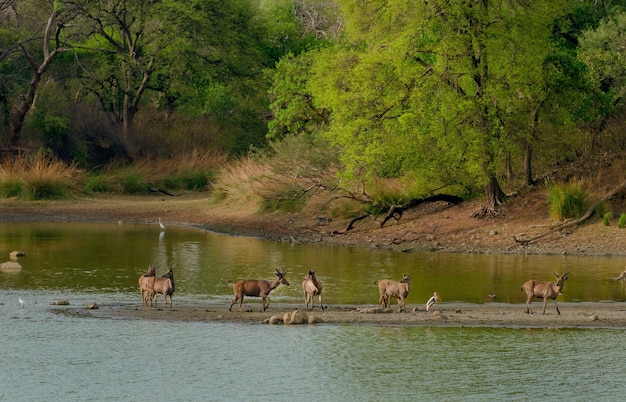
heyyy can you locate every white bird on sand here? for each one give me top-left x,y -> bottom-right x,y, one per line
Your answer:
426,292 -> 440,313
158,218 -> 165,231
18,297 -> 25,308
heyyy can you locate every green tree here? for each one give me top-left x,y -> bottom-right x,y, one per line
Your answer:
293,0 -> 584,214
578,9 -> 626,146
66,0 -> 162,143
0,0 -> 72,146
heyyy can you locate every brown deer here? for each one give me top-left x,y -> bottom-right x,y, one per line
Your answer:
374,273 -> 411,312
521,270 -> 570,315
302,270 -> 324,310
152,263 -> 176,307
138,264 -> 156,306
228,269 -> 289,312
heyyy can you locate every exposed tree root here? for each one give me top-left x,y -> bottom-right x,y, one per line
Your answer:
514,180 -> 626,245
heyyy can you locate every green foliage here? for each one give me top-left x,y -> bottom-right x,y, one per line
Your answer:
23,181 -> 68,200
0,179 -> 23,198
31,110 -> 70,147
162,169 -> 214,191
85,173 -> 116,193
547,182 -> 589,221
122,170 -> 149,193
603,212 -> 611,226
618,213 -> 626,229
595,200 -> 612,223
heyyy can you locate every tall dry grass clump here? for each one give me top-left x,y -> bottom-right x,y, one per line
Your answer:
0,153 -> 83,199
211,156 -> 271,208
86,150 -> 227,193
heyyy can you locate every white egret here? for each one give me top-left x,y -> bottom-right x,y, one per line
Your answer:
18,297 -> 25,308
426,292 -> 440,313
158,218 -> 165,231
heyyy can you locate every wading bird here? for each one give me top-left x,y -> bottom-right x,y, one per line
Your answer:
158,218 -> 165,231
426,292 -> 440,313
18,297 -> 25,308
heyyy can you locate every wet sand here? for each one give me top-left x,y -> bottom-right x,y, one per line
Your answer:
67,301 -> 626,329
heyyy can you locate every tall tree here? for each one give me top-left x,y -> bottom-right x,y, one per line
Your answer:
66,0 -> 160,143
0,0 -> 71,146
299,0 -> 577,214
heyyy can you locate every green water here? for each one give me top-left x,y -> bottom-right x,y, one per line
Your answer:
2,222 -> 626,401
1,221 -> 626,306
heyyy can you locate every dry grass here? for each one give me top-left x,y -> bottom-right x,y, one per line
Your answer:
131,150 -> 227,179
0,154 -> 83,199
212,156 -> 271,208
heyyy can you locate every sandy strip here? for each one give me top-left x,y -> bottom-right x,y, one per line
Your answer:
60,301 -> 626,329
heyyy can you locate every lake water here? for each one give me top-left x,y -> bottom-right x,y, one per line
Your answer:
2,222 -> 626,400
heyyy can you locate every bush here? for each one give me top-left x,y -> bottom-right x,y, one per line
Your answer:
0,153 -> 82,199
85,173 -> 116,193
547,182 -> 589,221
618,213 -> 626,229
162,169 -> 214,191
122,170 -> 149,193
0,179 -> 23,197
602,212 -> 611,226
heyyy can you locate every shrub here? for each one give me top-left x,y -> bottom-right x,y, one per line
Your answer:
547,182 -> 589,221
602,212 -> 611,226
0,153 -> 82,199
85,173 -> 116,193
0,178 -> 23,197
122,170 -> 149,193
618,213 -> 626,229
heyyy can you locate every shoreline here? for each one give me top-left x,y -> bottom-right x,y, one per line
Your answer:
1,193 -> 626,256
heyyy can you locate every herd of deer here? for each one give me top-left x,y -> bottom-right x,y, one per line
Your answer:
138,264 -> 571,315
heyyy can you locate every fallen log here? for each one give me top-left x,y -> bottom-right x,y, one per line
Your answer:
514,180 -> 626,245
380,194 -> 463,228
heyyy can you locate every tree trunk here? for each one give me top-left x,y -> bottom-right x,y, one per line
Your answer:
9,8 -> 64,146
472,175 -> 505,218
485,175 -> 504,210
524,142 -> 534,186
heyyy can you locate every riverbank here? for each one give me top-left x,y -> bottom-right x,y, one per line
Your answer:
0,189 -> 625,256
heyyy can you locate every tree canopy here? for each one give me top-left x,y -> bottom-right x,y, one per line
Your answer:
1,0 -> 626,212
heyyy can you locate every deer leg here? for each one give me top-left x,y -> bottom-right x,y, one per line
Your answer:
555,299 -> 560,315
228,296 -> 238,312
542,298 -> 548,315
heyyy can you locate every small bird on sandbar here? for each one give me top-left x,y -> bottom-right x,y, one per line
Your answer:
426,292 -> 441,313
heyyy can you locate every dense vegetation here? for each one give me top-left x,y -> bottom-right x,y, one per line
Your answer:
1,1 -> 626,218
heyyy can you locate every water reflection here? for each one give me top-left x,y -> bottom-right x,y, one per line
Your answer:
2,222 -> 626,400
1,222 -> 626,305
